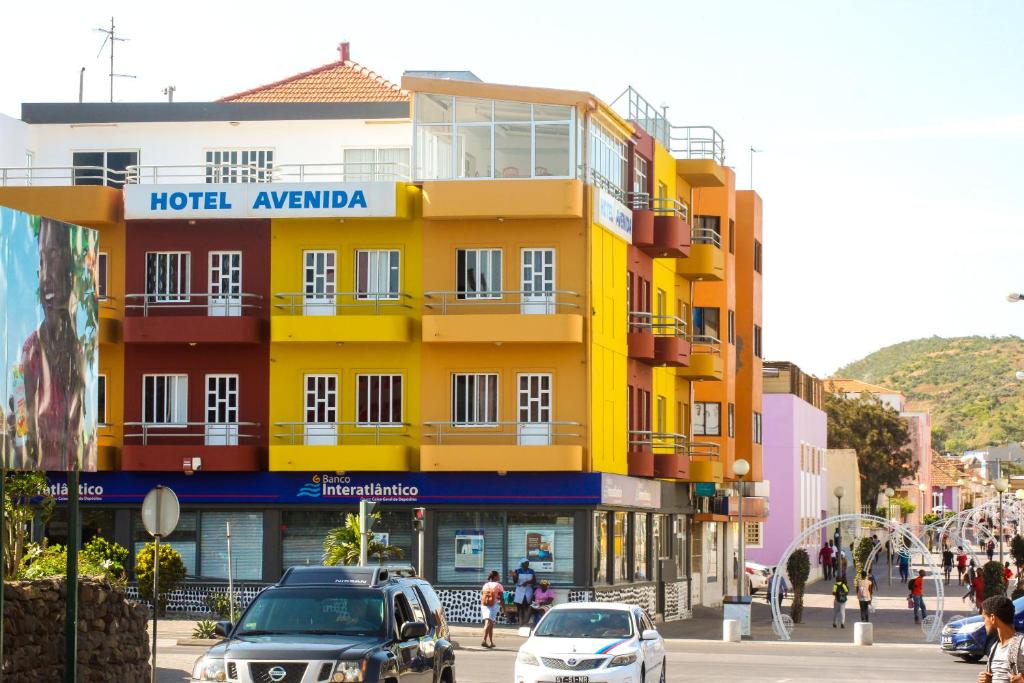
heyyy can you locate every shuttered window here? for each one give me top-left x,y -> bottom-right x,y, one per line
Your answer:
205,149 -> 274,183
199,512 -> 264,580
282,511 -> 349,568
506,512 -> 574,585
436,511 -> 503,585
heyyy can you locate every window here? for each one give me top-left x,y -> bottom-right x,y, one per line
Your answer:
145,252 -> 190,303
932,491 -> 943,512
436,510 -> 503,584
142,375 -> 187,425
673,516 -> 687,578
357,374 -> 403,425
693,402 -> 721,436
745,522 -> 763,548
452,373 -> 498,425
589,120 -> 629,200
133,511 -> 198,577
593,511 -> 609,583
633,154 -> 648,199
72,150 -> 138,188
656,396 -> 666,434
693,215 -> 721,247
728,403 -> 735,438
343,147 -> 411,181
727,309 -> 735,345
508,512 -> 575,584
728,218 -> 735,254
754,325 -> 763,358
97,375 -> 107,425
456,249 -> 502,299
282,511 -> 348,568
613,511 -> 629,583
355,250 -> 400,300
199,511 -> 264,580
754,240 -> 763,274
634,512 -> 649,581
656,289 -> 666,319
692,307 -> 720,340
205,149 -> 273,183
753,411 -> 763,444
97,253 -> 108,300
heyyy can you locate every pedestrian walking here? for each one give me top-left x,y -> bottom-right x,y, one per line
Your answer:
942,547 -> 954,584
819,543 -> 834,581
988,539 -> 997,562
856,570 -> 873,622
898,550 -> 910,582
1005,562 -> 1014,585
910,569 -> 927,624
958,547 -> 969,585
832,574 -> 849,629
512,559 -> 536,626
768,570 -> 789,609
480,570 -> 504,648
978,595 -> 1024,683
831,541 -> 840,577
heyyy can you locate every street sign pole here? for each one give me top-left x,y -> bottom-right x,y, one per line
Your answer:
151,533 -> 159,683
226,522 -> 234,623
141,485 -> 179,683
64,469 -> 79,683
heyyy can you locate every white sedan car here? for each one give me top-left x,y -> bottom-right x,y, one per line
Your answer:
746,561 -> 771,594
515,602 -> 667,683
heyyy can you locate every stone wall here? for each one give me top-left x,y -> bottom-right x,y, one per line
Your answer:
3,577 -> 150,682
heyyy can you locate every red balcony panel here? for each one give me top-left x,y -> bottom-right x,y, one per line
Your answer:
628,449 -> 655,478
632,209 -> 655,249
121,445 -> 264,471
124,316 -> 265,344
654,336 -> 691,367
653,453 -> 689,479
647,215 -> 691,258
627,330 -> 655,361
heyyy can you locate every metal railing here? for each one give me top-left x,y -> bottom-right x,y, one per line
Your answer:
272,422 -> 410,446
628,312 -> 687,337
125,292 -> 263,316
688,335 -> 721,354
691,226 -> 722,248
629,194 -> 689,222
588,169 -> 628,204
611,86 -> 672,149
629,430 -> 688,454
423,421 -> 581,445
124,421 -> 261,445
274,292 -> 413,315
688,440 -> 720,458
0,165 -> 129,187
423,290 -> 581,315
125,161 -> 411,184
670,126 -> 726,165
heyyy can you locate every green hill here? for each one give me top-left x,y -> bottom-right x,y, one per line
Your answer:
833,336 -> 1024,453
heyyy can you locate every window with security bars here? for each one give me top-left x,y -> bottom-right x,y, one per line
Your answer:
744,522 -> 762,548
343,147 -> 411,180
357,374 -> 403,425
355,250 -> 400,300
145,252 -> 190,302
143,375 -> 188,425
205,149 -> 274,183
452,373 -> 498,425
456,249 -> 502,299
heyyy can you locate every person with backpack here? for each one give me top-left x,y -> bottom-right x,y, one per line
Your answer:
480,570 -> 504,648
856,570 -> 873,622
910,569 -> 927,624
979,595 -> 1024,683
832,574 -> 849,628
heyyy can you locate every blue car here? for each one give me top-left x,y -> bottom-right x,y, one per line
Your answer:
941,596 -> 1024,662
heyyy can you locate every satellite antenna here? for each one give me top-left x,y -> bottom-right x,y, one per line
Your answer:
95,17 -> 135,102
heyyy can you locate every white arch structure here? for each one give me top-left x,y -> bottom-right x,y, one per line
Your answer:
770,513 -> 945,642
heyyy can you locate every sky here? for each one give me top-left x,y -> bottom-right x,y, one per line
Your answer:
2,0 -> 1023,376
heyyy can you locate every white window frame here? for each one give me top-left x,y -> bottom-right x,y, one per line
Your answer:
145,251 -> 191,303
142,374 -> 188,427
693,401 -> 721,437
204,148 -> 274,183
71,149 -> 140,187
97,252 -> 109,301
451,373 -> 499,426
356,374 -> 403,426
753,411 -> 763,444
456,248 -> 502,300
208,251 -> 242,316
342,146 -> 411,181
355,249 -> 401,301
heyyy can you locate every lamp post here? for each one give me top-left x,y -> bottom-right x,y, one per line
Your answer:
733,459 -> 751,598
884,487 -> 896,580
834,486 -> 845,549
996,478 -> 1009,564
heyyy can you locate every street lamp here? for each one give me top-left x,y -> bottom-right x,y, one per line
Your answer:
884,487 -> 895,520
834,486 -> 845,548
733,459 -> 751,599
995,478 -> 1009,564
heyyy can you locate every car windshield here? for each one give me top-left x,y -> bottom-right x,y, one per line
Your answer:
534,609 -> 633,639
236,588 -> 385,637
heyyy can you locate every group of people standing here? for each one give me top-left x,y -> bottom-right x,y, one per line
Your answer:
479,560 -> 556,648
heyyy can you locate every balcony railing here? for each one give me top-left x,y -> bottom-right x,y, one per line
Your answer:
274,292 -> 413,315
0,165 -> 129,187
670,126 -> 725,165
423,421 -> 581,445
612,86 -> 672,149
629,430 -> 688,454
630,194 -> 689,222
629,312 -> 687,337
125,292 -> 263,316
423,290 -> 581,315
125,161 -> 411,184
688,441 -> 720,458
124,421 -> 261,445
689,335 -> 721,354
691,226 -> 722,248
272,422 -> 411,445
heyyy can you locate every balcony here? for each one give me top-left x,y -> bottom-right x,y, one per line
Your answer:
272,293 -> 414,343
121,421 -> 263,471
677,336 -> 724,381
677,227 -> 724,281
420,421 -> 584,472
688,440 -> 724,483
629,431 -> 692,479
124,293 -> 265,344
269,423 -> 412,471
0,170 -> 123,227
422,291 -> 583,344
627,312 -> 655,361
630,196 -> 690,259
98,298 -> 122,344
421,179 -> 584,220
671,126 -> 727,188
628,314 -> 690,366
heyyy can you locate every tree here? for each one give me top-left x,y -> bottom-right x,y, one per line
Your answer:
135,542 -> 186,615
3,472 -> 54,577
825,393 -> 913,508
854,537 -> 874,576
982,560 -> 1008,601
1011,535 -> 1024,573
323,512 -> 404,567
787,549 -> 811,624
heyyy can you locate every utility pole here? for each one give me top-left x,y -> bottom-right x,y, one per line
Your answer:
95,17 -> 135,102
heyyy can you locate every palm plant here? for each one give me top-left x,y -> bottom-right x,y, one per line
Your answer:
323,512 -> 404,566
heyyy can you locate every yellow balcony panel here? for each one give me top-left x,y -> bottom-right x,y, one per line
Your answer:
271,315 -> 414,343
96,445 -> 119,471
269,445 -> 413,471
678,243 -> 724,282
422,179 -> 583,220
0,186 -> 122,227
420,445 -> 584,472
422,313 -> 583,344
676,159 -> 726,188
690,459 -> 724,483
678,352 -> 724,381
98,315 -> 121,345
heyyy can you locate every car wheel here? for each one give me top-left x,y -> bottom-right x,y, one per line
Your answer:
659,659 -> 666,683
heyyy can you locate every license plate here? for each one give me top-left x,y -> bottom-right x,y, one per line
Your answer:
555,677 -> 589,683
942,636 -> 952,645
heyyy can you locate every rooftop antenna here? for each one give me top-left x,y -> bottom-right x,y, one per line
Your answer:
78,67 -> 85,103
162,85 -> 176,103
95,17 -> 135,102
749,146 -> 763,190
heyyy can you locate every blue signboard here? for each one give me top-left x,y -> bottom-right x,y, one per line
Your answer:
694,482 -> 716,497
44,471 -> 604,507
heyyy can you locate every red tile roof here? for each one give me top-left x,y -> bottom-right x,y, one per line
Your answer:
220,54 -> 407,104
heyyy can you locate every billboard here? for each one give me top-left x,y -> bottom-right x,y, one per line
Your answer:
0,206 -> 98,471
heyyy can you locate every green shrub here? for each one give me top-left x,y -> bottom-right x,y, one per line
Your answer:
205,591 -> 240,621
854,537 -> 875,576
80,537 -> 130,581
982,560 -> 1008,600
787,549 -> 811,624
192,620 -> 217,639
18,540 -> 125,581
135,542 -> 186,615
1011,535 -> 1024,571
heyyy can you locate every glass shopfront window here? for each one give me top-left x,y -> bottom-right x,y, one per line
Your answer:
634,512 -> 649,581
200,512 -> 264,581
133,511 -> 198,577
593,511 -> 608,584
45,508 -> 115,547
436,511 -> 503,585
612,511 -> 629,583
373,510 -> 414,562
674,516 -> 688,578
507,512 -> 574,585
282,510 -> 350,568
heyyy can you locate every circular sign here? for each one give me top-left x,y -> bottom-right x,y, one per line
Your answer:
141,486 -> 180,538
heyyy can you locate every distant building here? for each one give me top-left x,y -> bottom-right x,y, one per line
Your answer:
826,448 -> 861,542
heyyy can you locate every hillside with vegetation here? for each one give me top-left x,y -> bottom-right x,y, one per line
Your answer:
833,336 -> 1024,453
